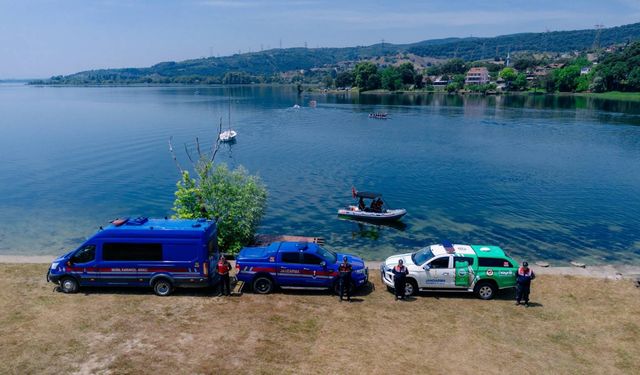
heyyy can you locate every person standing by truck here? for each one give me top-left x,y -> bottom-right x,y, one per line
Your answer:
515,261 -> 535,306
217,255 -> 232,296
338,256 -> 353,302
392,259 -> 409,300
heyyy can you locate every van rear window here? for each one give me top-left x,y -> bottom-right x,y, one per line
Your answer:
478,257 -> 513,268
103,243 -> 163,261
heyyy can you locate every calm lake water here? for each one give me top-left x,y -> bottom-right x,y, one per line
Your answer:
1,84 -> 639,264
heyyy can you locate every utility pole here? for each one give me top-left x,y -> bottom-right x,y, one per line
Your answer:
279,38 -> 282,49
304,41 -> 307,49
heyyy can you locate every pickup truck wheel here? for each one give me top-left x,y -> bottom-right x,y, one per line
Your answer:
153,278 -> 173,296
474,281 -> 497,300
405,279 -> 418,296
60,277 -> 79,294
253,276 -> 274,294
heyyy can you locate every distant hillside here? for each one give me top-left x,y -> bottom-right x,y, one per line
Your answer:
37,22 -> 640,84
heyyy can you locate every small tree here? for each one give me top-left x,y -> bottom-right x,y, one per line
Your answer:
381,67 -> 402,91
398,62 -> 416,85
173,161 -> 267,254
514,73 -> 528,91
169,125 -> 267,254
499,67 -> 518,90
322,75 -> 334,88
335,71 -> 354,88
354,62 -> 381,91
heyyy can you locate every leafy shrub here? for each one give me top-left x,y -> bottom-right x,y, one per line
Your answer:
173,161 -> 267,254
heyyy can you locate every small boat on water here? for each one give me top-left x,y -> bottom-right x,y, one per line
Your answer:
220,95 -> 237,142
338,189 -> 406,222
219,129 -> 237,142
369,112 -> 388,119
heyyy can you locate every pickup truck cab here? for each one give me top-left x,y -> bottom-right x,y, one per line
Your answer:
236,241 -> 368,294
380,242 -> 518,300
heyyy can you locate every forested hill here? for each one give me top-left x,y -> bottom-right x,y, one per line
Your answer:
40,22 -> 640,84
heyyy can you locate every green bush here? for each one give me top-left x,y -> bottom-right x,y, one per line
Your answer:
173,161 -> 267,254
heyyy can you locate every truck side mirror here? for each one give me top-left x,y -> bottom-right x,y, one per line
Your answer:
422,264 -> 430,271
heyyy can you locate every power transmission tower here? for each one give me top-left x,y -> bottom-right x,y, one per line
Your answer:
593,24 -> 604,51
304,41 -> 307,49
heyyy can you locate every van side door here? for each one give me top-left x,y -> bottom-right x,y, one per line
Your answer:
68,244 -> 98,286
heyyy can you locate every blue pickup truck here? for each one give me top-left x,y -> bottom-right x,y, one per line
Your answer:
235,241 -> 368,294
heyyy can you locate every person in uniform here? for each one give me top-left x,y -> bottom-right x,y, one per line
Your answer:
392,259 -> 409,300
217,255 -> 232,296
515,261 -> 535,306
338,256 -> 353,302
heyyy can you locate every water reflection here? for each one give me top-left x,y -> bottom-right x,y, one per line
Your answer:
317,91 -> 640,119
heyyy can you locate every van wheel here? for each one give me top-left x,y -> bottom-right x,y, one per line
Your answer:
253,276 -> 274,294
474,281 -> 497,300
405,279 -> 418,296
153,279 -> 173,296
60,277 -> 79,293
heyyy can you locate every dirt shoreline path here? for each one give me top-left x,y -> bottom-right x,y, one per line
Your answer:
2,255 -> 639,279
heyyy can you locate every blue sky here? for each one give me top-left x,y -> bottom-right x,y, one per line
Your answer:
1,0 -> 638,78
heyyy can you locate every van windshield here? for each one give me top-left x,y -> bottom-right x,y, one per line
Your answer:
411,247 -> 434,266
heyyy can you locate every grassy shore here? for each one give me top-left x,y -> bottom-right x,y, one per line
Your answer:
1,264 -> 639,374
573,91 -> 640,101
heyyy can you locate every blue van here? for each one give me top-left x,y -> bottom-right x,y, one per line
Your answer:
47,217 -> 219,296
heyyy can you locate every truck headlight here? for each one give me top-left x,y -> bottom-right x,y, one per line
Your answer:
50,262 -> 59,270
354,268 -> 367,275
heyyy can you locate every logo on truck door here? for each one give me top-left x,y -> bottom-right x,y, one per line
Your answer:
486,269 -> 494,276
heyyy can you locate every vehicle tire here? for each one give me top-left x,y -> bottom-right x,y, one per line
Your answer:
474,281 -> 497,300
252,276 -> 274,294
404,279 -> 418,296
60,277 -> 79,294
153,278 -> 173,296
